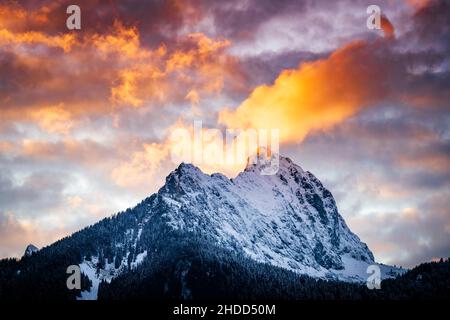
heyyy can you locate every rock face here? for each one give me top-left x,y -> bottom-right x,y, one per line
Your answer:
23,244 -> 39,257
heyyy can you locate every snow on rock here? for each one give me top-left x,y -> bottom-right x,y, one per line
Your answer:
78,259 -> 100,300
78,250 -> 148,300
131,250 -> 148,270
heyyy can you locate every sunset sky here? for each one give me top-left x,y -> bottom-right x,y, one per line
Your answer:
0,0 -> 449,268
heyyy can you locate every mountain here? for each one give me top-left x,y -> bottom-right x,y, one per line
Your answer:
150,155 -> 399,280
23,244 -> 39,257
0,154 -> 404,300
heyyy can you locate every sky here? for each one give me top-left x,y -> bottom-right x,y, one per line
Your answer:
0,0 -> 449,268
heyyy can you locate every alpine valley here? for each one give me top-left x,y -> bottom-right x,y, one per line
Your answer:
1,155 -> 449,300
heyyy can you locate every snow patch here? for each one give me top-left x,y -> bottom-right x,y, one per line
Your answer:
131,250 -> 148,270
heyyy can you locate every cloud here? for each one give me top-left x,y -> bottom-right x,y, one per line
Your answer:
111,143 -> 172,188
397,142 -> 450,175
30,104 -> 77,134
0,5 -> 239,134
110,120 -> 249,190
220,39 -> 396,143
0,206 -> 99,259
220,0 -> 450,145
0,211 -> 53,257
201,0 -> 307,41
348,193 -> 450,268
0,170 -> 68,214
292,104 -> 450,188
406,0 -> 433,10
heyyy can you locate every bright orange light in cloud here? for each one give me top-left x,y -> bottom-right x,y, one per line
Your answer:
111,118 -> 270,188
219,41 -> 390,143
0,2 -> 57,31
0,28 -> 76,52
31,104 -> 76,134
111,142 -> 170,187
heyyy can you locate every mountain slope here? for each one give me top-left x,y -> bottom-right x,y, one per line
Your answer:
0,155 -> 403,300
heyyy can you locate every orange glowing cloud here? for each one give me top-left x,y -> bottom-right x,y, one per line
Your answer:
0,2 -> 76,51
30,104 -> 76,134
0,2 -> 57,31
111,118 -> 261,188
166,120 -> 250,176
111,142 -> 171,188
219,40 -> 391,143
0,6 -> 238,134
0,28 -> 77,52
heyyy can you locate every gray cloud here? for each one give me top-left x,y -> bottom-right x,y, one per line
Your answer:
350,193 -> 450,268
0,170 -> 68,215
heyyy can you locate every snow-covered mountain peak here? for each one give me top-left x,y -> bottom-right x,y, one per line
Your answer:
162,162 -> 212,197
243,151 -> 306,181
23,244 -> 39,257
148,154 -> 402,282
